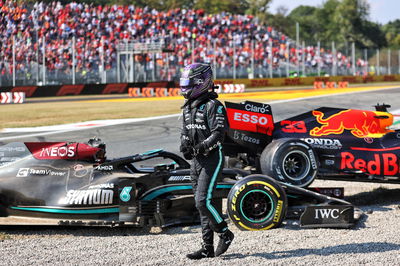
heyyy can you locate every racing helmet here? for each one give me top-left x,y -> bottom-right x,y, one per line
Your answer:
180,63 -> 213,100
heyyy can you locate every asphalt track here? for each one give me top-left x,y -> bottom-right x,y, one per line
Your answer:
1,86 -> 400,159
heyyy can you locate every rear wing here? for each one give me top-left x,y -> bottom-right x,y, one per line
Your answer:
224,101 -> 274,154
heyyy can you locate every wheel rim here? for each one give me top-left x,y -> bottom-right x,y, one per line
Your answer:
282,150 -> 311,181
239,190 -> 274,223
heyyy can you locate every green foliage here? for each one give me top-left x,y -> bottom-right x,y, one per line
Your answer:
383,20 -> 400,48
281,0 -> 387,49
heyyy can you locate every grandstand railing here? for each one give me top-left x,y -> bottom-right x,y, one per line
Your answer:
0,37 -> 399,87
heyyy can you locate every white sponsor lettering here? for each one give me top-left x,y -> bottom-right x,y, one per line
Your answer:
186,124 -> 207,130
168,175 -> 191,181
0,146 -> 25,152
308,150 -> 318,170
233,112 -> 268,125
39,146 -> 76,158
1,157 -> 20,162
233,131 -> 260,145
89,183 -> 114,189
244,103 -> 269,113
59,189 -> 114,205
16,167 -> 68,177
95,165 -> 114,171
301,138 -> 342,150
314,208 -> 340,219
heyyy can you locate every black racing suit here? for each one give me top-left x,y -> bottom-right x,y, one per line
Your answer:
180,92 -> 228,246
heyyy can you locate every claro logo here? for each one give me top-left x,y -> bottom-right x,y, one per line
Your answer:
341,152 -> 400,176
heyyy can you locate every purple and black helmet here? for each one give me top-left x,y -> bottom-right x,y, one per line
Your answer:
180,63 -> 213,100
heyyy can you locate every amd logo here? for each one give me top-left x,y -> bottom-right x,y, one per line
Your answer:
314,208 -> 340,219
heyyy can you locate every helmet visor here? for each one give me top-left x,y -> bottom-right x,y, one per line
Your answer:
179,78 -> 191,87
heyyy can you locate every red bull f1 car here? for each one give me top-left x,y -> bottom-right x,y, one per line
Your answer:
224,101 -> 399,188
0,138 -> 355,231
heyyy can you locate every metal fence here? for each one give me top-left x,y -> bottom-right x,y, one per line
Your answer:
1,35 -> 399,87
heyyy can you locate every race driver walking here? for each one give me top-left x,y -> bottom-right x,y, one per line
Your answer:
179,63 -> 234,260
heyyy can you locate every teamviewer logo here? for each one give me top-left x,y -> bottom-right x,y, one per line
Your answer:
17,168 -> 29,177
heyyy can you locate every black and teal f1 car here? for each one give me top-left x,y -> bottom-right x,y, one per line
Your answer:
0,138 -> 356,230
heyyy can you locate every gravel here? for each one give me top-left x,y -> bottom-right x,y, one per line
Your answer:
1,180 -> 400,265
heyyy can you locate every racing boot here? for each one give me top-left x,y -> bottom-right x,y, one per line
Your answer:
215,229 -> 234,257
186,244 -> 214,260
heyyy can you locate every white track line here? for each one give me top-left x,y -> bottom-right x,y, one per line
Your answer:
1,85 -> 400,141
0,114 -> 180,141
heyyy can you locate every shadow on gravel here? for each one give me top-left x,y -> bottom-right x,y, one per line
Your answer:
223,242 -> 400,260
345,187 -> 400,207
0,224 -> 198,238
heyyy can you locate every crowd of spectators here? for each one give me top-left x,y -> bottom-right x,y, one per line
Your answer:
0,0 -> 367,84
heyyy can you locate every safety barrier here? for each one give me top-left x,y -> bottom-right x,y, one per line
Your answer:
215,74 -> 400,88
128,87 -> 180,97
1,92 -> 25,104
313,81 -> 349,89
0,74 -> 398,99
215,84 -> 246,94
127,84 -> 245,98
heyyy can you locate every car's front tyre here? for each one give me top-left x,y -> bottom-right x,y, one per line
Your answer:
227,174 -> 287,230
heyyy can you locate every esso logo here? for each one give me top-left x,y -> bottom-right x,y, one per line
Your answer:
233,112 -> 268,125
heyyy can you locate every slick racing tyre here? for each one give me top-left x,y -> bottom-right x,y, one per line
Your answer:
227,175 -> 287,231
260,139 -> 318,188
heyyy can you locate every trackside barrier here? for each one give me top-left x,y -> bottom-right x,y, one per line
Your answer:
215,84 -> 246,94
338,81 -> 349,88
128,87 -> 180,98
313,81 -> 349,89
0,92 -> 25,104
313,81 -> 325,89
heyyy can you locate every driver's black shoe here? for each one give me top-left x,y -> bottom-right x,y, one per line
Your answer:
215,230 -> 234,256
186,244 -> 215,260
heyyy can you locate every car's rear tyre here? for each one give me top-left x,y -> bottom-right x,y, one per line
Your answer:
260,139 -> 318,187
227,175 -> 287,231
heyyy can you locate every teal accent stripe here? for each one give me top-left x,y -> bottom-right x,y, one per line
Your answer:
206,145 -> 224,224
11,206 -> 119,214
141,184 -> 233,201
142,149 -> 162,155
141,185 -> 192,201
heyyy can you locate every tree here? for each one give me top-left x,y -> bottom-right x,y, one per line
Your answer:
287,5 -> 319,43
383,20 -> 400,48
266,6 -> 293,34
194,0 -> 249,14
246,0 -> 272,23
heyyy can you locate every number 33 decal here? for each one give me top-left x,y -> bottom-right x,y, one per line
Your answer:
280,120 -> 307,133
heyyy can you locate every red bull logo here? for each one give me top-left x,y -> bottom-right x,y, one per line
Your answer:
310,109 -> 393,138
341,152 -> 399,176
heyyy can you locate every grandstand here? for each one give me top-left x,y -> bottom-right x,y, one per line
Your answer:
0,0 -> 378,87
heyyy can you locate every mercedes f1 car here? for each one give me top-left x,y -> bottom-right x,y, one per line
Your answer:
0,138 -> 355,231
224,101 -> 400,188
